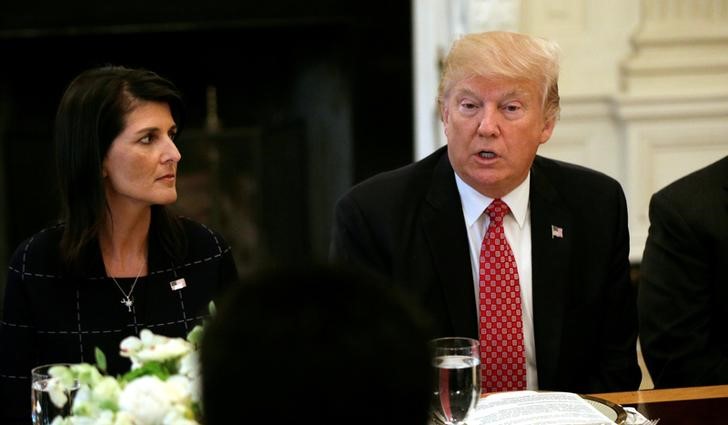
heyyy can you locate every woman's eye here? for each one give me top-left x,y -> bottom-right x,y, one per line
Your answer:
139,134 -> 153,144
169,131 -> 178,141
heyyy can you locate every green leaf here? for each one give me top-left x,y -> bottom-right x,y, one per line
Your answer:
70,363 -> 102,386
119,360 -> 177,383
192,400 -> 203,420
95,347 -> 108,374
186,325 -> 204,346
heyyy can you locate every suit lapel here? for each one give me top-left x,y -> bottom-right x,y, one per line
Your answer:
530,157 -> 573,388
422,152 -> 478,338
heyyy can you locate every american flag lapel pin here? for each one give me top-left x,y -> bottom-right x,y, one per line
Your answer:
551,225 -> 564,239
170,278 -> 187,290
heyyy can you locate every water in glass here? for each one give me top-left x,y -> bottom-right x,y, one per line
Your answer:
31,365 -> 79,425
31,378 -> 79,425
430,337 -> 481,425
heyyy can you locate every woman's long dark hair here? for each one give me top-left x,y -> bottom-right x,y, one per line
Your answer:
55,65 -> 187,272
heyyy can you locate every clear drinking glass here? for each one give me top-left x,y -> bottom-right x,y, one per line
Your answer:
31,363 -> 78,425
429,337 -> 481,425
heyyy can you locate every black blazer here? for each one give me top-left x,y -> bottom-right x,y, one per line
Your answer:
639,156 -> 728,388
331,146 -> 641,393
0,218 -> 237,424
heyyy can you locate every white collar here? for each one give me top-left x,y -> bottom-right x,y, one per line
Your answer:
454,172 -> 530,228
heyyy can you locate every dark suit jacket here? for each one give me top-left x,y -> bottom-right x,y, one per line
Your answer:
331,146 -> 641,393
639,155 -> 728,388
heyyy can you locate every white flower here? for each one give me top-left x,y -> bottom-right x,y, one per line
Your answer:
71,376 -> 121,417
48,365 -> 79,408
70,363 -> 104,387
162,405 -> 199,425
120,329 -> 193,367
178,352 -> 201,403
118,375 -> 187,425
166,376 -> 194,401
46,377 -> 69,409
178,351 -> 199,379
114,411 -> 137,425
74,410 -> 114,425
45,302 -> 215,424
119,335 -> 143,354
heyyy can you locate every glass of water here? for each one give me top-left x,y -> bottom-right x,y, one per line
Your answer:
31,363 -> 79,425
429,337 -> 481,425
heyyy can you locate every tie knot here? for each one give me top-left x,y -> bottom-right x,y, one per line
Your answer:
486,198 -> 509,222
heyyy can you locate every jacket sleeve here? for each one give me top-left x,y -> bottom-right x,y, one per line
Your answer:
0,242 -> 38,424
329,192 -> 391,277
593,184 -> 642,391
638,190 -> 728,387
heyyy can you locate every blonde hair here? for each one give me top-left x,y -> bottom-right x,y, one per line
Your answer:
438,31 -> 561,123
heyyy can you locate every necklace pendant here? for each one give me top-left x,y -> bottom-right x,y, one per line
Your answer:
121,297 -> 134,312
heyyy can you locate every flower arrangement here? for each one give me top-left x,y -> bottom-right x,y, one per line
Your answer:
44,315 -> 208,425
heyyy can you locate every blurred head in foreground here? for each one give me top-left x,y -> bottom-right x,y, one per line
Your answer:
201,264 -> 433,425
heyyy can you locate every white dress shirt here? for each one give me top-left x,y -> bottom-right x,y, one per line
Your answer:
454,172 -> 538,390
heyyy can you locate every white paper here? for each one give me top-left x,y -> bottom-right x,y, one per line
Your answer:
468,391 -> 616,425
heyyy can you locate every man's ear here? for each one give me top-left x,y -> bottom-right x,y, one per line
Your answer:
539,117 -> 556,145
441,105 -> 450,136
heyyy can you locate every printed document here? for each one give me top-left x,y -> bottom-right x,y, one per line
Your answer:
469,391 -> 617,425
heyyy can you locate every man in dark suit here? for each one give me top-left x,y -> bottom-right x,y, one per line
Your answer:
639,156 -> 728,388
330,31 -> 641,394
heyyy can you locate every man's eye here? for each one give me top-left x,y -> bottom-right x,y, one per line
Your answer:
458,101 -> 479,115
504,104 -> 521,112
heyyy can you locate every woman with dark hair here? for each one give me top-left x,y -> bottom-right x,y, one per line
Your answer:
0,66 -> 237,424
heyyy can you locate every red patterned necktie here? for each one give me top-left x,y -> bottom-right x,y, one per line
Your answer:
478,198 -> 526,392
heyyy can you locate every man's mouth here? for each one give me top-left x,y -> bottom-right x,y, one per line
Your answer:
478,151 -> 496,159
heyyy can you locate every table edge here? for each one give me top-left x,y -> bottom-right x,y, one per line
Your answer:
590,384 -> 728,405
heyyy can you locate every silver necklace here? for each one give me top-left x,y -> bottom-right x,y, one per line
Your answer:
109,263 -> 145,312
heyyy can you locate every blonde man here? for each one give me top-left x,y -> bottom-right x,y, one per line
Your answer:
331,31 -> 641,393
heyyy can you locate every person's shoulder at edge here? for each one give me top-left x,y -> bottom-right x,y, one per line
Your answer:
651,156 -> 727,205
344,146 -> 447,196
532,154 -> 625,205
160,216 -> 238,290
331,147 -> 451,243
533,155 -> 622,188
175,216 -> 232,255
7,223 -> 64,273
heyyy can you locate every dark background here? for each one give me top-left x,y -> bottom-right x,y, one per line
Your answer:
0,0 -> 415,308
